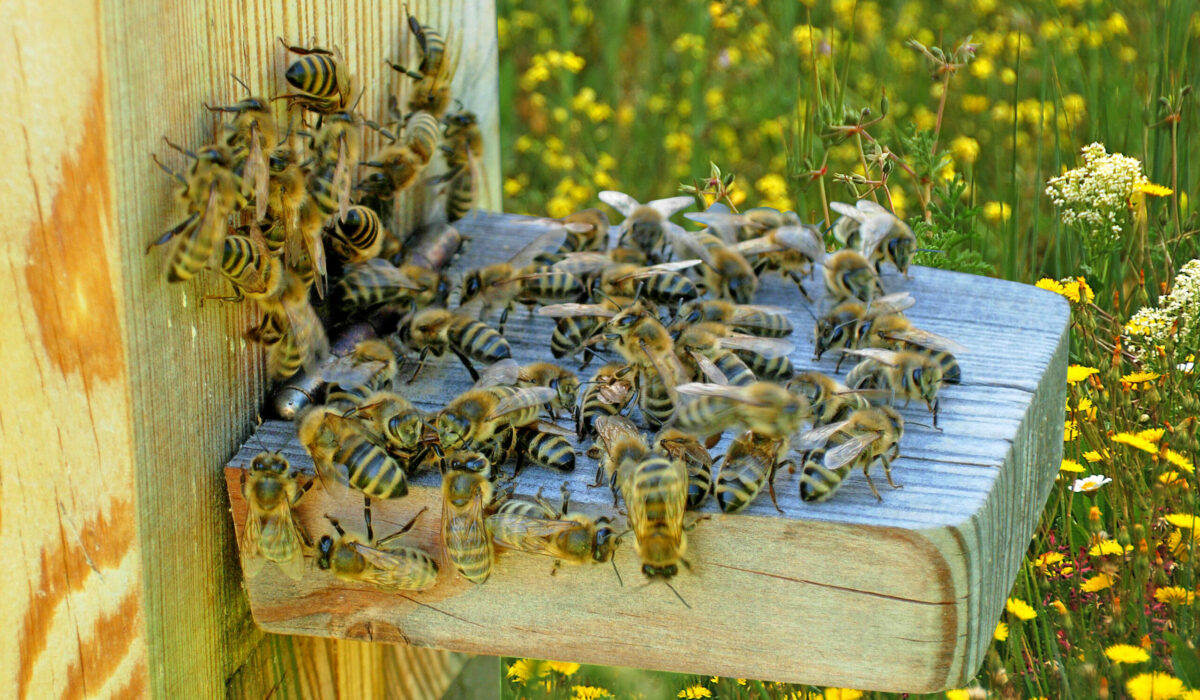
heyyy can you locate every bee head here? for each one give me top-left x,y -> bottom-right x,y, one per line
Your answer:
434,274 -> 452,306
316,536 -> 335,570
462,271 -> 483,301
641,563 -> 678,580
724,273 -> 756,305
889,236 -> 915,272
593,526 -> 620,563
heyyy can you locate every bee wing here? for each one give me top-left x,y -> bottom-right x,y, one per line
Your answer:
537,303 -> 617,319
473,358 -> 521,389
772,225 -> 827,262
249,131 -> 270,222
855,199 -> 892,216
689,350 -> 729,385
282,297 -> 330,372
684,212 -> 760,244
488,387 -> 557,419
726,305 -> 792,330
674,382 -> 749,400
594,415 -> 641,444
829,201 -> 866,221
598,190 -> 640,217
882,327 -> 968,354
324,412 -> 392,450
865,292 -> 915,316
507,228 -> 569,270
550,251 -> 611,275
322,356 -> 389,387
823,432 -> 882,470
349,542 -> 435,590
488,514 -> 579,556
333,137 -> 351,222
597,381 -> 632,405
792,420 -> 851,452
647,195 -> 694,218
840,347 -> 904,366
855,214 -> 901,258
612,259 -> 702,283
717,335 -> 794,358
643,339 -> 687,387
530,420 -> 574,437
665,226 -> 716,267
254,507 -> 306,581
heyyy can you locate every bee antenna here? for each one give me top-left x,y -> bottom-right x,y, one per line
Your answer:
323,514 -> 346,536
665,581 -> 692,609
611,557 -> 624,588
230,73 -> 252,94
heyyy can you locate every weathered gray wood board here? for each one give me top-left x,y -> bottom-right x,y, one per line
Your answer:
225,212 -> 1070,692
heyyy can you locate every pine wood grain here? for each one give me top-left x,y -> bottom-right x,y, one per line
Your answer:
3,1 -> 497,697
225,213 -> 1071,692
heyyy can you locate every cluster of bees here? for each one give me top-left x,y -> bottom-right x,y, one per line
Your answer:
158,20 -> 965,603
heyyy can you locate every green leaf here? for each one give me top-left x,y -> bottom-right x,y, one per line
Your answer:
1165,632 -> 1200,686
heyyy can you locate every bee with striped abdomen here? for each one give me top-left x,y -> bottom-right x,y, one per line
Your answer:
401,308 -> 512,382
619,452 -> 690,589
672,382 -> 812,442
787,371 -> 870,426
830,200 -> 916,275
843,348 -> 946,427
823,249 -> 885,303
575,362 -> 634,440
321,339 -> 398,410
795,406 -> 904,502
277,39 -> 353,114
206,82 -> 277,220
240,451 -> 311,581
214,230 -> 283,302
298,405 -> 410,499
333,258 -> 451,317
715,430 -> 789,513
441,450 -> 496,584
326,205 -> 385,263
653,428 -> 715,510
358,110 -> 442,198
318,505 -> 438,591
672,299 -> 793,338
598,191 -> 694,263
592,415 -> 649,505
460,228 -> 582,334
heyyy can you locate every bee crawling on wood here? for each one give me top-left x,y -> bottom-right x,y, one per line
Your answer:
317,503 -> 438,591
240,451 -> 312,581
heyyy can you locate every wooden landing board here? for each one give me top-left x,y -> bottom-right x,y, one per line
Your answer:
225,212 -> 1070,693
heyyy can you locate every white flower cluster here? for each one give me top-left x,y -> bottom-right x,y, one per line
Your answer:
1045,143 -> 1147,240
1125,258 -> 1200,359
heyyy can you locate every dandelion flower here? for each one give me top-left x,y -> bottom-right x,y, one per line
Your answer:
1164,449 -> 1195,473
1112,433 -> 1158,453
1006,597 -> 1037,620
1067,365 -> 1099,383
1165,513 -> 1199,529
1060,459 -> 1085,473
1121,371 -> 1160,386
994,621 -> 1009,641
1037,278 -> 1066,296
945,690 -> 970,700
546,661 -> 581,676
1159,471 -> 1187,486
822,690 -> 862,700
1073,475 -> 1112,493
1105,644 -> 1150,663
678,685 -> 713,699
1089,540 -> 1130,556
507,659 -> 546,684
1137,182 -> 1174,197
1126,672 -> 1185,700
1034,552 -> 1065,568
1064,421 -> 1079,441
983,201 -> 1012,223
572,686 -> 615,700
1081,573 -> 1114,592
1154,586 -> 1195,604
1136,428 -> 1165,442
1083,450 -> 1106,463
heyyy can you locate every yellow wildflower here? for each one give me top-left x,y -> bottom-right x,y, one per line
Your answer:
1001,68 -> 1017,85
1159,471 -> 1187,487
945,690 -> 970,700
822,690 -> 862,700
1064,420 -> 1079,441
1137,428 -> 1165,442
507,659 -> 547,684
572,686 -> 614,700
546,661 -> 580,676
755,174 -> 789,200
994,621 -> 1009,641
1119,46 -> 1138,63
962,94 -> 990,114
1126,672 -> 1186,700
1067,365 -> 1099,384
1080,573 -> 1114,592
546,196 -> 574,219
1165,449 -> 1195,473
1121,371 -> 1160,384
950,136 -> 980,165
1137,182 -> 1173,197
1035,552 -> 1065,568
1006,597 -> 1036,620
1105,644 -> 1150,663
1089,540 -> 1130,556
984,201 -> 1012,223
1155,586 -> 1195,604
737,679 -> 747,686
1060,459 -> 1085,473
1112,432 -> 1158,453
970,56 -> 994,79
678,686 -> 713,699
1084,449 -> 1107,463
1165,513 -> 1199,529
561,52 -> 586,72
1104,12 -> 1129,36
503,178 -> 523,197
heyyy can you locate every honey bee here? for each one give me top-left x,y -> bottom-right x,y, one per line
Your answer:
359,110 -> 441,198
308,108 -> 362,222
513,423 -> 577,473
603,303 -> 690,428
653,428 -> 714,510
591,415 -> 649,504
401,308 -> 512,382
487,508 -> 620,572
558,208 -> 611,253
823,249 -> 885,303
347,391 -> 428,465
516,362 -> 580,418
796,406 -> 903,501
593,260 -> 702,306
674,323 -> 758,386
214,231 -> 283,302
253,271 -> 329,379
325,205 -> 384,263
863,314 -> 966,384
390,14 -> 456,116
575,362 -> 635,440
812,293 -> 916,367
317,505 -> 438,591
149,141 -> 246,283
264,144 -> 312,261
240,451 -> 310,581
298,406 -> 410,499
843,348 -> 945,427
830,200 -> 916,275
435,109 -> 485,222
333,258 -> 452,317
435,383 -> 557,450
278,39 -> 353,114
787,371 -> 870,426
206,86 -> 277,219
676,323 -> 794,386
322,339 -> 398,410
496,484 -> 565,519
619,453 -> 690,585
672,382 -> 812,441
715,430 -> 790,513
598,191 -> 694,262
670,222 -> 759,303
460,229 -> 583,334
734,223 -> 827,299
673,299 -> 793,338
441,450 -> 496,584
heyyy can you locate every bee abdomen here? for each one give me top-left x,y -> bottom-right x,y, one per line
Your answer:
716,456 -> 771,513
735,350 -> 794,382
445,171 -> 474,222
551,317 -> 597,358
286,54 -> 339,98
329,206 -> 382,261
521,270 -> 583,301
522,432 -> 576,472
643,272 -> 699,303
714,353 -> 757,386
638,373 -> 674,428
798,459 -> 844,503
685,463 -> 713,509
453,320 -> 512,362
340,440 -> 408,498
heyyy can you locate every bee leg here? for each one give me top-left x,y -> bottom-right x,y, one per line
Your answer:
292,478 -> 315,506
929,398 -> 940,429
497,307 -> 509,336
862,466 -> 883,502
449,347 -> 480,382
146,212 -> 199,253
683,514 -> 711,532
407,347 -> 431,383
558,482 -> 571,517
550,559 -> 561,576
767,461 -> 784,514
834,353 -> 845,373
881,455 -> 902,490
787,271 -> 811,301
363,496 -> 375,543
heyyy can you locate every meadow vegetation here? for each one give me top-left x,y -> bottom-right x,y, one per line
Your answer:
495,1 -> 1200,697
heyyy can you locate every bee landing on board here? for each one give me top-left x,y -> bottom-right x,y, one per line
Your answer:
459,228 -> 583,335
487,485 -> 621,577
795,406 -> 904,502
317,504 -> 438,591
598,190 -> 694,264
400,308 -> 512,383
830,199 -> 917,276
843,348 -> 947,428
240,451 -> 312,581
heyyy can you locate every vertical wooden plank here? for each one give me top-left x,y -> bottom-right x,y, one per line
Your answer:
2,0 -> 498,697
